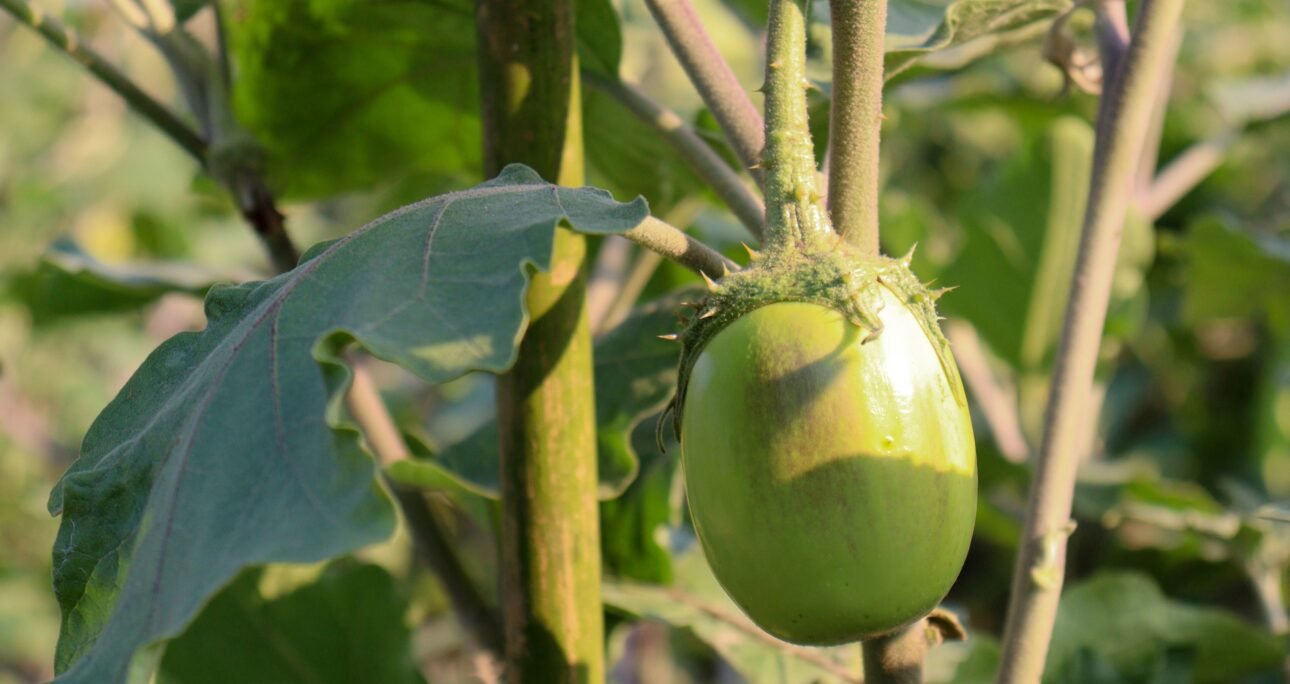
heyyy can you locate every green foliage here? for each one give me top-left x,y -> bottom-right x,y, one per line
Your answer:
883,0 -> 1071,78
3,0 -> 1289,681
7,239 -> 220,325
157,561 -> 425,684
604,546 -> 862,683
225,0 -> 482,199
388,288 -> 690,499
1183,216 -> 1290,335
1046,573 -> 1285,683
46,166 -> 647,682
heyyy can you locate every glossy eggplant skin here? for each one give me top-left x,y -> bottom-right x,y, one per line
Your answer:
680,295 -> 976,645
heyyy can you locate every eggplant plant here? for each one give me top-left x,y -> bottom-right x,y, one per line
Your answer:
4,0 -> 1289,683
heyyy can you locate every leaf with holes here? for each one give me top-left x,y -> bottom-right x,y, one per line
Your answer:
47,165 -> 648,683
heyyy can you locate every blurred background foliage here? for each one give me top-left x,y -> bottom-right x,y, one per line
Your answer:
0,0 -> 1288,682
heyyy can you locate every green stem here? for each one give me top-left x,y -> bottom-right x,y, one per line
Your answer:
623,216 -> 738,277
995,1 -> 1187,681
643,0 -> 765,181
826,0 -> 887,255
583,71 -> 765,240
0,0 -> 205,161
762,0 -> 832,255
476,0 -> 604,680
861,610 -> 966,684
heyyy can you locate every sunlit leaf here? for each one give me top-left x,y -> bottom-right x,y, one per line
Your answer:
47,166 -> 648,683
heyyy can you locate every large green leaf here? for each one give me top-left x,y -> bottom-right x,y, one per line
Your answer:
226,0 -> 482,198
47,165 -> 648,683
1183,216 -> 1290,335
604,547 -> 862,683
388,288 -> 690,498
6,239 -> 224,325
227,0 -> 624,200
157,561 -> 424,684
1046,573 -> 1285,683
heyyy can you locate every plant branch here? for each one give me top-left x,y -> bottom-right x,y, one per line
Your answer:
586,238 -> 635,333
0,0 -> 205,161
596,200 -> 706,334
995,1 -> 1188,681
1139,131 -> 1233,220
1092,0 -> 1129,91
826,0 -> 887,254
624,216 -> 739,278
946,320 -> 1030,463
762,0 -> 831,254
584,71 -> 765,239
344,361 -> 504,657
1132,28 -> 1179,196
643,0 -> 765,179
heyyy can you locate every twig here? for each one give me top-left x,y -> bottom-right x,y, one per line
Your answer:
623,216 -> 739,278
1132,28 -> 1179,197
1139,131 -> 1234,221
0,0 -> 205,161
826,0 -> 887,254
946,321 -> 1030,463
584,71 -> 765,239
586,237 -> 635,333
643,0 -> 765,179
995,1 -> 1188,681
343,359 -> 504,657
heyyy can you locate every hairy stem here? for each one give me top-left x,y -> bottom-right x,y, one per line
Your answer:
345,362 -> 503,657
597,200 -> 706,334
584,71 -> 765,239
476,0 -> 604,679
995,1 -> 1187,681
0,0 -> 205,161
643,0 -> 765,179
623,216 -> 738,278
762,0 -> 831,255
826,0 -> 887,254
